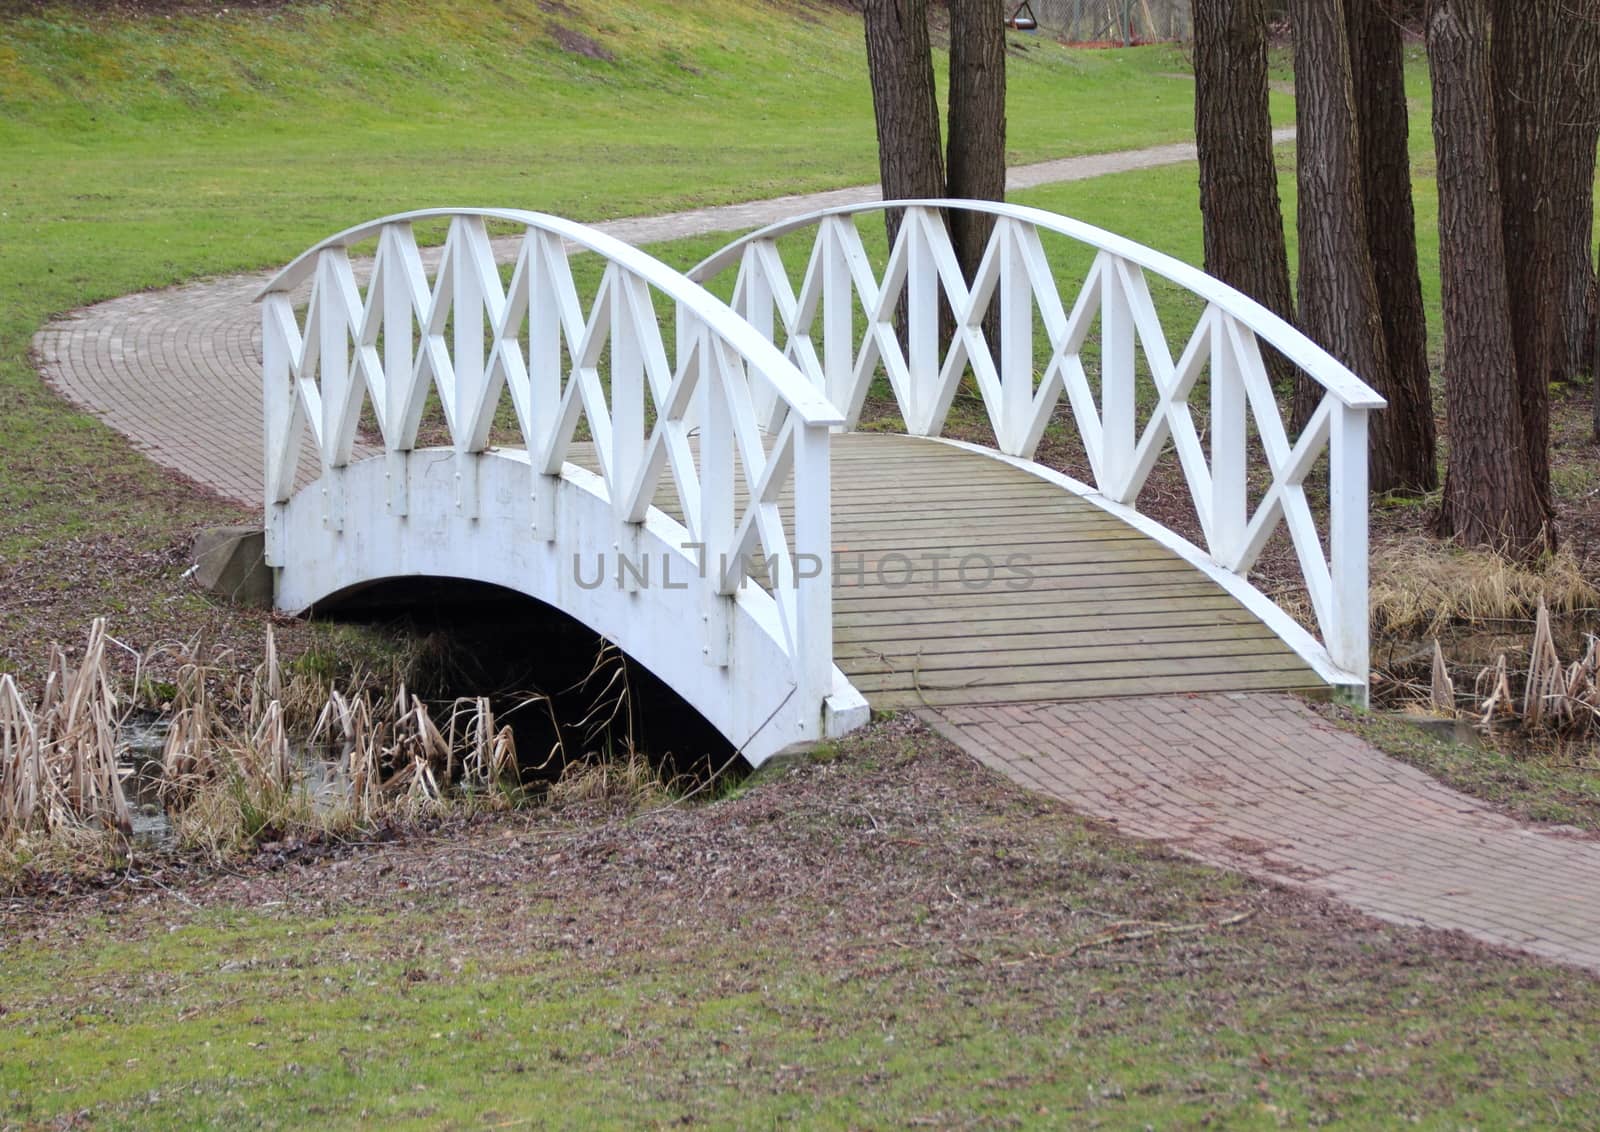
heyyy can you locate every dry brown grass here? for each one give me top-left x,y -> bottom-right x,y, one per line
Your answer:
2,622 -> 540,871
0,619 -> 133,844
1392,600 -> 1600,741
1369,537 -> 1599,639
545,743 -> 674,810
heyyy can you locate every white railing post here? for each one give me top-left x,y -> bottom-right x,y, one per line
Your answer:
822,219 -> 855,412
451,217 -> 487,518
701,344 -> 737,588
1328,404 -> 1371,703
998,220 -> 1033,456
528,231 -> 566,540
381,224 -> 414,517
1100,256 -> 1136,501
260,294 -> 295,567
316,250 -> 348,533
905,208 -> 938,432
791,420 -> 834,716
698,335 -> 736,667
610,275 -> 644,525
738,243 -> 780,428
1209,309 -> 1247,567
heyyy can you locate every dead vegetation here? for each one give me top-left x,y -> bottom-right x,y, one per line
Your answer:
0,618 -> 134,842
0,619 -> 679,881
1394,600 -> 1600,742
1370,537 -> 1598,639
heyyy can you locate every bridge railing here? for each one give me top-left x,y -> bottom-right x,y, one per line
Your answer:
258,208 -> 845,714
689,201 -> 1386,693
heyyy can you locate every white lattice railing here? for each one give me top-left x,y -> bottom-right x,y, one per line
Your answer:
690,200 -> 1386,693
258,208 -> 844,713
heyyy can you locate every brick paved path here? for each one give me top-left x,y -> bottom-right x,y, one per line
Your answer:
924,694 -> 1600,974
32,132 -> 1293,506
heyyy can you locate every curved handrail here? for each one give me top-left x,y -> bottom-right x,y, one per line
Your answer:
687,198 -> 1384,694
257,207 -> 847,724
690,198 -> 1384,411
261,207 -> 842,426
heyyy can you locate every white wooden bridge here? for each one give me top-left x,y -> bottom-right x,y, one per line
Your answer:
259,202 -> 1382,767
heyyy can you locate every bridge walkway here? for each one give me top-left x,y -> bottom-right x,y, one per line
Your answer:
563,431 -> 1318,709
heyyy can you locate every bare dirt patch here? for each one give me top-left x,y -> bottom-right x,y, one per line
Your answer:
2,715 -> 1569,984
548,22 -> 614,62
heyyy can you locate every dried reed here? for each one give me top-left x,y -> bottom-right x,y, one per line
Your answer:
0,619 -> 133,843
1370,539 -> 1598,638
5,619 -> 675,871
1420,600 -> 1600,737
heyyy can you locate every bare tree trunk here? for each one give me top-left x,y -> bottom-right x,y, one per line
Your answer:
1287,0 -> 1395,463
946,0 -> 1007,281
863,0 -> 946,254
1559,205 -> 1597,384
1428,0 -> 1549,556
1345,0 -> 1438,495
1547,7 -> 1600,387
1491,0 -> 1559,524
1191,0 -> 1298,391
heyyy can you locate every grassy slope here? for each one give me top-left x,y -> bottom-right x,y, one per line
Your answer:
0,0 -> 1271,675
6,723 -> 1600,1129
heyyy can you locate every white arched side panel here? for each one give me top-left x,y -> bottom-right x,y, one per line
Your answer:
272,453 -> 865,767
259,209 -> 867,763
689,200 -> 1386,700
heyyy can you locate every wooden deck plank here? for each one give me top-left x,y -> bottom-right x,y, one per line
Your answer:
866,669 -> 1326,709
832,604 -> 1264,642
830,529 -> 1157,552
833,622 -> 1280,657
831,565 -> 1209,601
823,433 -> 1319,705
848,650 -> 1315,693
587,431 -> 1321,706
833,581 -> 1235,614
841,636 -> 1296,677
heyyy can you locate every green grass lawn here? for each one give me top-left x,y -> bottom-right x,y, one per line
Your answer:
0,0 -> 1290,670
6,722 -> 1600,1129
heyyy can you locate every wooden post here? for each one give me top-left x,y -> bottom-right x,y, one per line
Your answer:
1100,256 -> 1136,500
1328,404 -> 1371,700
905,208 -> 938,432
1210,311 -> 1248,566
791,420 -> 834,720
998,221 -> 1033,455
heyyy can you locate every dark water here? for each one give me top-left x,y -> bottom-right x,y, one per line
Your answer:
123,717 -> 170,844
312,577 -> 740,782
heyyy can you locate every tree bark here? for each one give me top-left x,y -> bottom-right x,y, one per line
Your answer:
1345,0 -> 1438,494
1191,0 -> 1297,398
863,0 -> 946,254
1287,0 -> 1394,456
946,0 -> 1007,284
1427,0 -> 1549,555
1546,7 -> 1600,388
1491,0 -> 1559,524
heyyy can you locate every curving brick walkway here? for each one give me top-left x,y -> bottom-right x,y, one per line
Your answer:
923,695 -> 1600,974
35,127 -> 1600,976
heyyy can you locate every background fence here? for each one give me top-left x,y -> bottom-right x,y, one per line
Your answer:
1022,0 -> 1193,43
